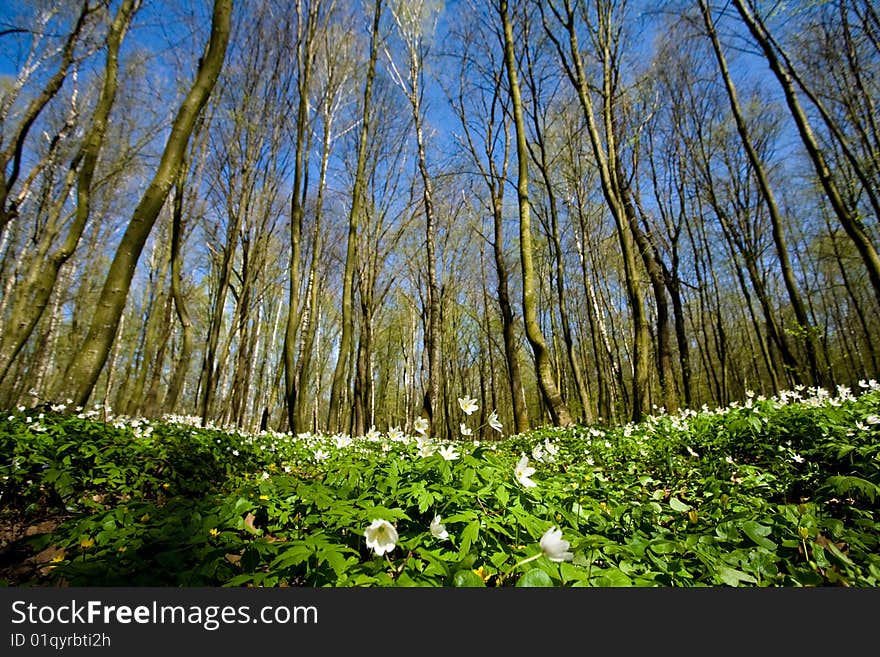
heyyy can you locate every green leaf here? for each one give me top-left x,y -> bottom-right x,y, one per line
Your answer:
716,566 -> 757,587
459,520 -> 480,556
669,497 -> 691,512
452,569 -> 485,587
741,520 -> 776,550
516,568 -> 553,587
461,468 -> 476,491
823,475 -> 879,504
592,568 -> 633,587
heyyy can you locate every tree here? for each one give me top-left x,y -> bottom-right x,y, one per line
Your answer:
499,0 -> 572,426
327,0 -> 384,434
60,0 -> 232,407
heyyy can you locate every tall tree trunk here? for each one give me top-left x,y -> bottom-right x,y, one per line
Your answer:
701,0 -> 826,387
500,0 -> 572,426
493,201 -> 530,433
628,173 -> 678,413
732,0 -> 880,309
284,0 -> 321,432
293,97 -> 334,432
162,162 -> 194,413
327,0 -> 383,433
543,0 -> 650,420
0,0 -> 138,387
0,3 -> 96,235
61,0 -> 231,407
523,58 -> 591,420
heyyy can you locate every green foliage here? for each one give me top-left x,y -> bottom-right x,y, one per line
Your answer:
1,386 -> 878,587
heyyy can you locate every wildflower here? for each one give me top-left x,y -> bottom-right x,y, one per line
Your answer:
387,426 -> 404,442
365,426 -> 382,441
543,438 -> 558,458
364,519 -> 398,556
413,417 -> 429,435
458,396 -> 478,415
488,410 -> 503,433
540,527 -> 574,563
514,454 -> 537,488
792,453 -> 804,464
460,423 -> 473,437
80,537 -> 95,550
532,443 -> 545,462
209,528 -> 219,537
438,445 -> 460,461
866,415 -> 880,425
335,435 -> 353,449
313,449 -> 329,461
430,515 -> 449,540
418,443 -> 436,458
232,449 -> 239,456
259,494 -> 269,500
473,566 -> 489,582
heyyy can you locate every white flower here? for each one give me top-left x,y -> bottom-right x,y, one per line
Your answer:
515,454 -> 537,488
430,515 -> 449,540
418,443 -> 436,458
335,434 -> 353,449
313,449 -> 329,461
532,443 -> 545,462
458,396 -> 478,415
387,426 -> 404,442
543,438 -> 558,458
866,414 -> 880,425
438,445 -> 460,461
364,519 -> 398,556
540,526 -> 574,562
488,410 -> 502,432
413,417 -> 429,435
460,423 -> 473,437
791,453 -> 804,464
365,426 -> 382,441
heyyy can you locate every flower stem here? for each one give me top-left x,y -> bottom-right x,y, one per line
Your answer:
503,552 -> 543,578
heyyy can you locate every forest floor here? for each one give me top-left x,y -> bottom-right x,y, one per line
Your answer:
1,384 -> 879,587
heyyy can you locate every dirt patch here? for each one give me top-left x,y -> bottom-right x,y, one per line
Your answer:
0,510 -> 69,586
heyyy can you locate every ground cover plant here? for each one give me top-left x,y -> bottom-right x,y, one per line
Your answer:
1,383 -> 878,587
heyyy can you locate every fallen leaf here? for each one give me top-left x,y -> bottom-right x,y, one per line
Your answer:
243,512 -> 260,535
25,520 -> 58,536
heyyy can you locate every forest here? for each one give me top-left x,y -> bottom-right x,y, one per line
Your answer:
1,0 -> 879,589
0,0 -> 878,439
